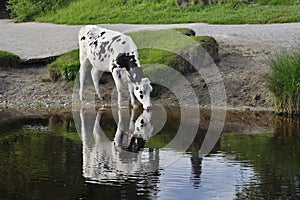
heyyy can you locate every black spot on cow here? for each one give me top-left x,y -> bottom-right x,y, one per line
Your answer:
93,40 -> 98,47
81,36 -> 86,41
135,86 -> 139,90
116,53 -> 138,71
107,35 -> 122,50
122,41 -> 126,45
116,38 -> 122,42
115,53 -> 145,82
100,31 -> 106,37
112,35 -> 121,41
139,90 -> 143,94
112,64 -> 118,72
116,70 -> 121,79
140,95 -> 144,99
99,41 -> 109,56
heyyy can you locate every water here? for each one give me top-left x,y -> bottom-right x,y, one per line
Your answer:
0,109 -> 300,200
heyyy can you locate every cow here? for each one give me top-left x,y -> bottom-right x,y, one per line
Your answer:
79,108 -> 158,181
78,25 -> 152,110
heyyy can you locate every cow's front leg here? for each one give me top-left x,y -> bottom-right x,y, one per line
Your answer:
128,82 -> 138,108
112,69 -> 124,108
91,67 -> 103,100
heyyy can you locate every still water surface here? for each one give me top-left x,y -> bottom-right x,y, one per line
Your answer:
0,109 -> 299,200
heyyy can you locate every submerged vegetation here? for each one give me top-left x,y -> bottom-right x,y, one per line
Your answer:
6,0 -> 300,24
266,50 -> 300,116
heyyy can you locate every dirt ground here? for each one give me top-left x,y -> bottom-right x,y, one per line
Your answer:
0,40 -> 274,113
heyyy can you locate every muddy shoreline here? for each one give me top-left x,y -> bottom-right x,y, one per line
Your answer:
0,42 -> 274,114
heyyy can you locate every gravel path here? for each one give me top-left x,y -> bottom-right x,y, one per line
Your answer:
1,19 -> 299,60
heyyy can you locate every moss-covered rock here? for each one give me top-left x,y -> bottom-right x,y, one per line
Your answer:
191,35 -> 220,64
173,28 -> 196,36
0,50 -> 20,68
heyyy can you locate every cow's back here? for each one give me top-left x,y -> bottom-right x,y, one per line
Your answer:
78,25 -> 139,72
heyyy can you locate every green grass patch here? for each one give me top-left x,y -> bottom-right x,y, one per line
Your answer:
172,28 -> 196,36
0,50 -> 20,68
32,0 -> 300,24
7,0 -> 75,22
47,49 -> 80,81
266,50 -> 300,115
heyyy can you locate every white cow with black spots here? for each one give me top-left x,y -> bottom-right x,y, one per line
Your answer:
78,25 -> 152,110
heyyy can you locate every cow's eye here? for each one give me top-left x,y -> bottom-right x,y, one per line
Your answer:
140,95 -> 144,99
135,86 -> 139,90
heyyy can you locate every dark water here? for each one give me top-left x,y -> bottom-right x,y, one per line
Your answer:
0,108 -> 300,200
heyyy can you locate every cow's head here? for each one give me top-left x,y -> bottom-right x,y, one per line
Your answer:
127,109 -> 153,152
133,78 -> 153,111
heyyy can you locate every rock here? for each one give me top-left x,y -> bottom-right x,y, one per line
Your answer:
253,94 -> 261,101
196,36 -> 220,64
181,36 -> 220,72
173,28 -> 196,36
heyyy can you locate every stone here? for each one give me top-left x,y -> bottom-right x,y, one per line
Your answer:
253,94 -> 261,101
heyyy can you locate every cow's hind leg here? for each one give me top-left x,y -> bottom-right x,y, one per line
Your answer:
91,67 -> 103,100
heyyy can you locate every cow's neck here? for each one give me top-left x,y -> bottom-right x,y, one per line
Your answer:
112,64 -> 145,83
127,66 -> 145,83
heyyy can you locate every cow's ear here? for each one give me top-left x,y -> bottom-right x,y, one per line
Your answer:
116,53 -> 126,67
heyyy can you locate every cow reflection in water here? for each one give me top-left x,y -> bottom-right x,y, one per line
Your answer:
80,108 -> 158,183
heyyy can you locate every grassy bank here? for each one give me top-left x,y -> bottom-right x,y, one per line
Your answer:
0,50 -> 20,68
267,50 -> 300,116
7,0 -> 300,24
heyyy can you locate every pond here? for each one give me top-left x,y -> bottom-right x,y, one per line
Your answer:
0,108 -> 300,200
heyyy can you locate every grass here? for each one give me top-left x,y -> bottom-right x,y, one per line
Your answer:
7,0 -> 298,24
0,50 -> 20,68
47,49 -> 79,81
266,50 -> 300,116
